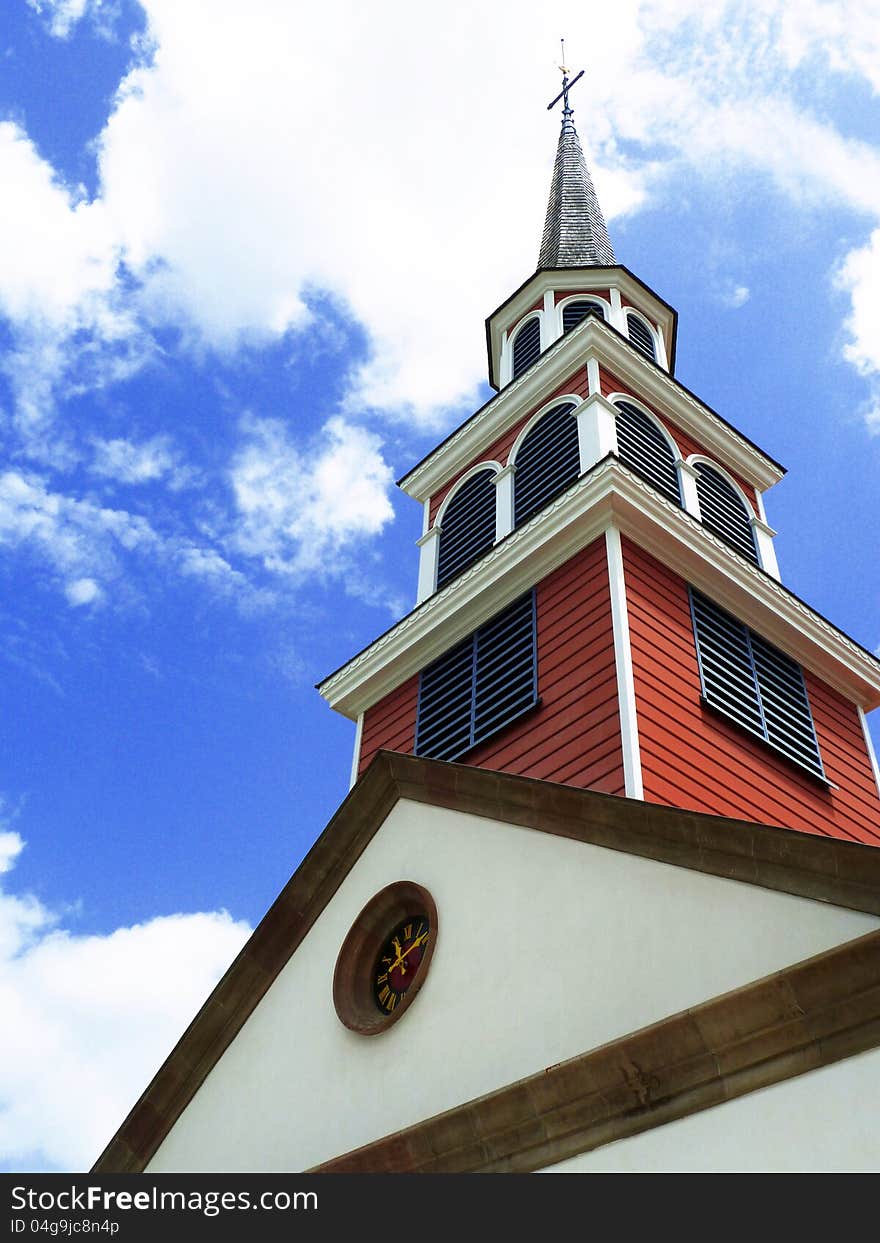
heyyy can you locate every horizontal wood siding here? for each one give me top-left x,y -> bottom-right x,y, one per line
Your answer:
622,536 -> 880,845
428,366 -> 591,524
358,539 -> 625,794
598,368 -> 758,513
358,675 -> 418,776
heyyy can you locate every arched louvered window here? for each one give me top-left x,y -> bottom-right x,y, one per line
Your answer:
614,402 -> 681,505
626,312 -> 657,362
690,589 -> 825,779
513,403 -> 580,528
511,317 -> 541,380
694,462 -> 759,564
562,300 -> 605,333
415,592 -> 538,762
436,469 -> 497,589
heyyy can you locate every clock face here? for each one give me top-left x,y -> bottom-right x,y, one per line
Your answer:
333,881 -> 437,1034
373,916 -> 431,1014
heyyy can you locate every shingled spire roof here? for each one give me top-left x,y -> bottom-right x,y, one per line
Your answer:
538,105 -> 616,268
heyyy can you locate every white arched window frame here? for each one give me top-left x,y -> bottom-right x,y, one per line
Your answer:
508,396 -> 584,529
624,309 -> 661,364
417,462 -> 503,603
686,455 -> 780,579
554,293 -> 612,344
607,393 -> 691,512
501,310 -> 545,387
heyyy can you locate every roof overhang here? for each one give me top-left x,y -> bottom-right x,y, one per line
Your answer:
321,457 -> 880,720
484,264 -> 678,391
398,314 -> 784,504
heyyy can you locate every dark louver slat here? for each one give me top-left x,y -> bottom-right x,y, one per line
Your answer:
511,318 -> 542,380
513,403 -> 580,528
614,401 -> 681,505
437,469 -> 497,588
415,593 -> 537,762
626,313 -> 657,361
694,463 -> 759,564
562,300 -> 605,333
690,590 -> 824,779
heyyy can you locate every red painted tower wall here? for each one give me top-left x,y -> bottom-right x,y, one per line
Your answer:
622,536 -> 880,845
359,537 -> 624,793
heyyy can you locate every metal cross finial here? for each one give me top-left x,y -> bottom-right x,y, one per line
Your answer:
547,39 -> 584,117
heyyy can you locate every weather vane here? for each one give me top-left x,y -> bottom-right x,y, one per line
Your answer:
547,38 -> 584,116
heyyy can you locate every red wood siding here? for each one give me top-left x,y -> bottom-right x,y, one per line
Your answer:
428,366 -> 591,524
358,674 -> 418,775
359,538 -> 625,794
622,537 -> 880,845
598,368 -> 758,513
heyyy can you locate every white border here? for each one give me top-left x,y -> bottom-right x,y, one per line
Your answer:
605,525 -> 644,798
349,713 -> 364,790
858,706 -> 880,799
508,395 -> 584,465
434,461 -> 503,528
625,309 -> 660,363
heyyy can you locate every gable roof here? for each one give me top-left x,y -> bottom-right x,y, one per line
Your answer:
92,751 -> 880,1173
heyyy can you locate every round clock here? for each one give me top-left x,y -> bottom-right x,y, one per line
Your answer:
333,881 -> 437,1035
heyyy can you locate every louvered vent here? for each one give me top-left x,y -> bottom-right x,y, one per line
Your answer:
614,401 -> 681,505
415,592 -> 537,762
562,300 -> 605,333
690,590 -> 824,779
694,463 -> 759,564
511,317 -> 541,379
436,470 -> 497,589
513,403 -> 580,528
626,313 -> 656,362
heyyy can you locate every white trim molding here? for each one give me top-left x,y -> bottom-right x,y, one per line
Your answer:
678,459 -> 702,521
858,707 -> 880,799
416,525 -> 441,604
349,713 -> 364,789
624,308 -> 662,367
501,310 -> 543,387
556,292 -> 612,340
494,465 -> 515,542
508,394 -> 584,465
401,315 -> 783,504
605,525 -> 644,799
576,393 -> 618,475
320,459 -> 880,720
749,515 -> 781,582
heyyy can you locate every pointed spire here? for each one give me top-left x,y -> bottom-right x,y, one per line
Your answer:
539,59 -> 616,269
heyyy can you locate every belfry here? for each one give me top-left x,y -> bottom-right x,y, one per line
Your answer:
96,72 -> 880,1174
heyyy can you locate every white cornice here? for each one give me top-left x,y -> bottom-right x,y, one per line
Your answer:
400,317 -> 784,503
320,459 -> 880,720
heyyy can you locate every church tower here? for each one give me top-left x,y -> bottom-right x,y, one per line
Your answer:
95,71 -> 880,1178
318,70 -> 880,847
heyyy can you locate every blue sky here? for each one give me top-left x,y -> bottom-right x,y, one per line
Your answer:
1,0 -> 879,1170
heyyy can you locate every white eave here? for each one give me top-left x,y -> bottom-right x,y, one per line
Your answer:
399,316 -> 784,504
319,457 -> 880,721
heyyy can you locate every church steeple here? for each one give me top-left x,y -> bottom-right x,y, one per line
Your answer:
538,65 -> 616,269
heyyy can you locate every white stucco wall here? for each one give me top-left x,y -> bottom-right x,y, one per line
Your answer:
542,1045 -> 880,1172
147,799 -> 878,1172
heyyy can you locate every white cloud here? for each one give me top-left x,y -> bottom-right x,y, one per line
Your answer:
0,832 -> 250,1169
836,228 -> 880,433
230,415 -> 395,575
64,577 -> 102,606
89,435 -> 179,485
7,0 -> 876,432
721,284 -> 751,309
4,0 -> 880,447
